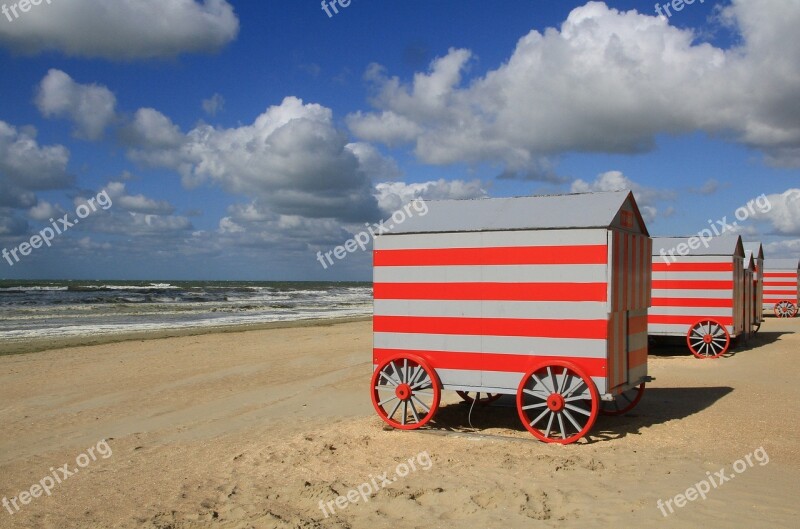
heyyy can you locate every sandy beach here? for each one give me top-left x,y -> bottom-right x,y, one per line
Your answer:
1,317 -> 798,528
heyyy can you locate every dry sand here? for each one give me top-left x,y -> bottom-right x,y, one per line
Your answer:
0,317 -> 798,528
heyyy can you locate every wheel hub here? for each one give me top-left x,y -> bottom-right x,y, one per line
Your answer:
546,393 -> 565,412
395,383 -> 412,401
703,334 -> 713,344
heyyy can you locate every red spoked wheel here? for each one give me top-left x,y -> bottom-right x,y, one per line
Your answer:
371,355 -> 440,430
774,301 -> 797,318
686,319 -> 730,359
600,383 -> 645,416
516,361 -> 599,444
456,391 -> 502,406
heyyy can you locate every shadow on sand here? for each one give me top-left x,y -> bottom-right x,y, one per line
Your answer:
425,386 -> 733,444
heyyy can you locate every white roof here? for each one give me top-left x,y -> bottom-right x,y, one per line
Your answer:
743,242 -> 763,259
651,235 -> 744,257
764,258 -> 800,270
386,191 -> 648,235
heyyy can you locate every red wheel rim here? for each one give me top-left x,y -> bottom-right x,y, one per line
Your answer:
774,301 -> 797,318
516,361 -> 598,444
686,319 -> 730,359
600,383 -> 646,416
371,355 -> 440,430
456,390 -> 502,406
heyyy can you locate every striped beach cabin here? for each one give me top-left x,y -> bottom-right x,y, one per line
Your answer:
371,191 -> 652,444
743,242 -> 764,332
763,258 -> 800,317
649,235 -> 745,359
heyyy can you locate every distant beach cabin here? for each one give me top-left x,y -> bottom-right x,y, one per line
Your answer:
650,235 -> 745,358
762,258 -> 800,317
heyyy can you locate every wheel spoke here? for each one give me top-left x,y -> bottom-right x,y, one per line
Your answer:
565,403 -> 591,416
563,409 -> 584,432
408,399 -> 421,423
529,407 -> 550,427
410,395 -> 430,413
378,395 -> 398,407
557,413 -> 567,440
545,411 -> 555,436
522,402 -> 548,411
387,399 -> 402,421
379,370 -> 400,387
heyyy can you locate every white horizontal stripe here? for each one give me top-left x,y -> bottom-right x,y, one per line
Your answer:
649,323 -> 736,336
652,256 -> 735,264
477,371 -> 607,395
649,306 -> 732,317
374,333 -> 607,358
652,289 -> 732,299
436,368 -> 481,387
375,229 -> 607,250
374,299 -> 609,320
651,272 -> 734,281
374,264 -> 608,283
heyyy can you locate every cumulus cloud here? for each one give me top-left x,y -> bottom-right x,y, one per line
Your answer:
36,69 -> 117,140
28,200 -> 64,221
0,121 -> 72,191
748,189 -> 800,236
105,182 -> 176,215
0,0 -> 239,60
570,171 -> 674,222
202,93 -> 225,117
374,178 -> 488,214
126,96 -> 389,223
348,0 -> 800,172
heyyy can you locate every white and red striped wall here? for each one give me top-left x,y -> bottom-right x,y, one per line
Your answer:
373,228 -> 651,397
649,241 -> 745,338
762,259 -> 800,310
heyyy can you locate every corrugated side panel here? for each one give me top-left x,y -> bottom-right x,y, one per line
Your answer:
762,268 -> 799,308
648,255 -> 740,337
754,257 -> 764,323
373,229 -> 611,394
606,231 -> 651,392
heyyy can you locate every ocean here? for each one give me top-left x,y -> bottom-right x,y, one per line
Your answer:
0,280 -> 373,342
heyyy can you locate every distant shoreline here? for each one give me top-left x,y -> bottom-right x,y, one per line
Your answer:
0,314 -> 372,357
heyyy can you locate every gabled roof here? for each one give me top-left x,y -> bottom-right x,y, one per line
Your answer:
652,235 -> 744,257
763,258 -> 800,270
386,190 -> 649,235
743,242 -> 764,260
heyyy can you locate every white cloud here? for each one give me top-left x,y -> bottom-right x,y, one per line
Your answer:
0,120 -> 72,191
374,178 -> 488,214
105,182 -> 176,215
202,93 -> 225,117
570,170 -> 674,222
127,96 -> 389,222
348,1 -> 800,171
0,0 -> 239,60
35,69 -> 117,140
748,189 -> 800,235
28,200 -> 64,221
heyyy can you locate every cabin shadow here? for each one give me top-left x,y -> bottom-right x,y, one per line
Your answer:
427,386 -> 733,444
648,329 -> 792,359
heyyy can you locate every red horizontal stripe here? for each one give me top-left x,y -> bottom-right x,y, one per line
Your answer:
373,348 -> 607,378
648,315 -> 734,326
374,315 -> 608,339
651,297 -> 733,308
764,290 -> 799,296
374,245 -> 608,267
651,280 -> 733,290
374,282 -> 608,302
762,282 -> 798,287
652,262 -> 732,272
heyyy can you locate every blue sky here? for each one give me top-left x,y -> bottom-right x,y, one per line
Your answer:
0,0 -> 798,280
